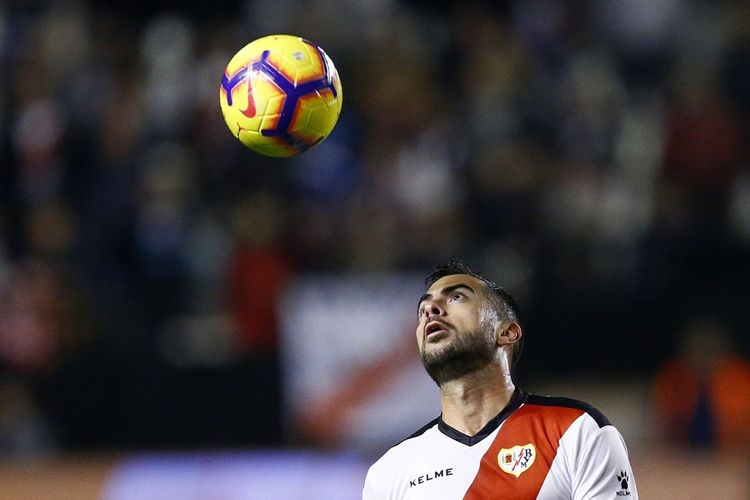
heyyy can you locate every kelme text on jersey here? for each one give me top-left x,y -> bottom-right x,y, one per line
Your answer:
409,467 -> 454,487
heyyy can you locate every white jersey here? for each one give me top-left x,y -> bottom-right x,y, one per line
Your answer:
363,390 -> 637,500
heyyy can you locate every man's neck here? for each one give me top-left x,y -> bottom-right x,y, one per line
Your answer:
439,364 -> 515,436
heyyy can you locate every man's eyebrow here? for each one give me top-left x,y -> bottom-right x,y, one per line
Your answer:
417,283 -> 476,310
441,283 -> 475,296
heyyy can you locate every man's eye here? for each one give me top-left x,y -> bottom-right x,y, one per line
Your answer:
450,294 -> 463,301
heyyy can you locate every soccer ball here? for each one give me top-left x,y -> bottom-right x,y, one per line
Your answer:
219,34 -> 343,157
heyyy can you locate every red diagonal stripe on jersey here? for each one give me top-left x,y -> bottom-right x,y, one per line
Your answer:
463,403 -> 583,499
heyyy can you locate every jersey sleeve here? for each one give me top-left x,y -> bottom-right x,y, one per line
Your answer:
569,418 -> 639,500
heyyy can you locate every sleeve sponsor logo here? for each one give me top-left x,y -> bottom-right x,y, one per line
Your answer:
497,444 -> 536,477
616,470 -> 632,496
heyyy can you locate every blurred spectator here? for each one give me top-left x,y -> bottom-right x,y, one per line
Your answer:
227,191 -> 291,355
661,68 -> 746,214
651,316 -> 750,452
133,144 -> 196,327
0,375 -> 55,457
0,259 -> 94,374
222,191 -> 292,445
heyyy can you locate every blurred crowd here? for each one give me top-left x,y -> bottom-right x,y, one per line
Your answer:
1,0 -> 750,454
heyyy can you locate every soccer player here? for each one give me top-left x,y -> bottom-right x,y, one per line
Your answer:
362,260 -> 638,499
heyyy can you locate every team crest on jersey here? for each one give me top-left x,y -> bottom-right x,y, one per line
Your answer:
497,444 -> 536,477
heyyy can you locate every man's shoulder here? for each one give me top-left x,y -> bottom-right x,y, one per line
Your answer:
400,416 -> 442,444
384,416 -> 442,454
522,392 -> 612,428
368,417 -> 441,470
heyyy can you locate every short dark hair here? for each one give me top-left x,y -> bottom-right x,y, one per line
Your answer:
425,259 -> 524,366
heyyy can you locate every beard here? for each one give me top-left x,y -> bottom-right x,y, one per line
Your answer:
420,326 -> 496,387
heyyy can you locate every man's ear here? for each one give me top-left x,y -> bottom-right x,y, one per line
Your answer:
496,321 -> 522,347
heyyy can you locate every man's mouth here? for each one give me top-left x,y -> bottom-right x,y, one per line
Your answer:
425,320 -> 451,338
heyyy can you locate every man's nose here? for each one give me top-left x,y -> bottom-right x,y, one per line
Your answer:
422,300 -> 444,318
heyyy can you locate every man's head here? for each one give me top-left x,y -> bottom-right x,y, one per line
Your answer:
416,259 -> 523,386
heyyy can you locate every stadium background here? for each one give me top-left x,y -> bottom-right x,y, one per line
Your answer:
1,0 -> 749,497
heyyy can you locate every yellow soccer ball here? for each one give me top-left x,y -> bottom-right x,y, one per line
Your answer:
219,34 -> 343,157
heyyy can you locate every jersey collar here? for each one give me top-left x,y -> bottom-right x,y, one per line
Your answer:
437,388 -> 528,446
